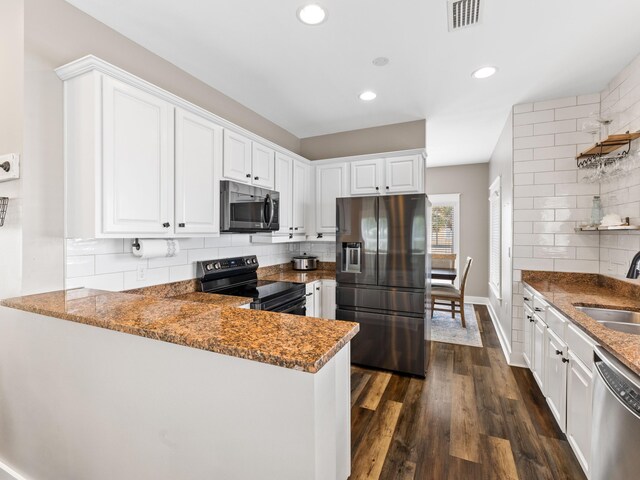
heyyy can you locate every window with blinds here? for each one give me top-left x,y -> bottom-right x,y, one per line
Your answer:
489,177 -> 501,299
431,205 -> 455,254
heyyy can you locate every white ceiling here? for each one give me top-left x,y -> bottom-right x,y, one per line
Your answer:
65,0 -> 640,166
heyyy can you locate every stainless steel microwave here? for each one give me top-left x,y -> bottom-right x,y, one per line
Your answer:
220,180 -> 280,232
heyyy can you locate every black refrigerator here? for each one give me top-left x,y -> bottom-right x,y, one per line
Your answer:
335,194 -> 431,377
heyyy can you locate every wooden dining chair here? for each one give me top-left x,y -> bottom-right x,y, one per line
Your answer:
430,257 -> 473,328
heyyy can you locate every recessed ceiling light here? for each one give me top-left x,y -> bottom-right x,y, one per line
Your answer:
372,57 -> 389,67
472,66 -> 498,79
359,91 -> 377,101
297,4 -> 327,25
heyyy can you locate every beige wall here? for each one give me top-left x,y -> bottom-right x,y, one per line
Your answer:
426,163 -> 489,298
300,120 -> 426,160
0,0 -> 24,299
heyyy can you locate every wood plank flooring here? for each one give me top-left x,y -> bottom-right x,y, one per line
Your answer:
349,305 -> 586,480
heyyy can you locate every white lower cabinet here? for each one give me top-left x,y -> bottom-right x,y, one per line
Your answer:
532,315 -> 547,394
524,287 -> 596,479
544,328 -> 568,431
305,280 -> 336,319
321,280 -> 337,320
566,350 -> 593,476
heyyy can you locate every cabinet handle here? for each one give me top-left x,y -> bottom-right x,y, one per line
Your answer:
289,234 -> 293,239
316,287 -> 320,291
317,233 -> 323,239
254,176 -> 259,180
289,227 -> 293,230
178,223 -> 185,228
524,297 -> 530,301
163,222 -> 170,228
295,227 -> 299,231
305,293 -> 313,297
562,358 -> 569,363
534,307 -> 542,312
246,173 -> 251,178
555,349 -> 563,356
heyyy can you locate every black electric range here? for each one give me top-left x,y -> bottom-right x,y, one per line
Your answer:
196,255 -> 306,315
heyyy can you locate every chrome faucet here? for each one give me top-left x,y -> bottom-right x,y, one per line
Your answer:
626,251 -> 640,279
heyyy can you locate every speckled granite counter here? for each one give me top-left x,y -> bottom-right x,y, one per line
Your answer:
522,270 -> 640,375
262,270 -> 336,283
1,287 -> 358,373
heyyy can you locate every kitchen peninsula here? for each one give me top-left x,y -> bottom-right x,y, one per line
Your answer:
0,287 -> 357,480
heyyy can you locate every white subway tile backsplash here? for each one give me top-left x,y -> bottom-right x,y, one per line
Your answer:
534,196 -> 577,209
513,149 -> 534,162
554,103 -> 599,121
514,135 -> 555,149
555,183 -> 600,196
514,234 -> 554,246
514,184 -> 555,198
554,208 -> 590,222
187,248 -> 221,263
66,255 -> 95,278
514,222 -> 533,234
533,145 -> 577,160
534,170 -> 577,184
513,246 -> 533,258
148,251 -> 190,269
553,259 -> 599,273
66,238 -> 124,256
514,209 -> 554,222
578,93 -> 601,105
95,253 -> 147,275
514,110 -> 555,126
576,247 -> 599,261
534,96 -> 576,111
514,198 -> 534,210
514,160 -> 555,174
514,173 -> 534,186
169,264 -> 197,282
533,119 -> 577,136
66,273 -> 124,292
513,258 -> 554,271
533,222 -> 576,234
123,268 -> 170,290
514,125 -> 534,138
178,237 -> 206,250
533,246 -> 576,259
554,158 -> 579,171
554,233 -> 599,247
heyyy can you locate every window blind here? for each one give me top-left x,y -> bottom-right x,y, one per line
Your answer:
431,205 -> 455,254
489,177 -> 501,299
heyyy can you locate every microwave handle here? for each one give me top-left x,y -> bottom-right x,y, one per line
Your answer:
265,194 -> 275,227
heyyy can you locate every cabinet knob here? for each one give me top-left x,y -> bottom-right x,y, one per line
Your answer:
246,173 -> 251,178
178,223 -> 185,228
316,287 -> 320,291
289,227 -> 293,230
555,349 -> 563,356
254,176 -> 259,180
289,234 -> 293,239
375,186 -> 379,191
317,233 -> 323,239
385,186 -> 389,190
163,222 -> 170,228
524,297 -> 530,301
562,358 -> 569,363
294,227 -> 299,231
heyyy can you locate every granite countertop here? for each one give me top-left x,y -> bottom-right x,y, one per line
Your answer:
522,270 -> 640,375
262,270 -> 336,283
1,287 -> 358,374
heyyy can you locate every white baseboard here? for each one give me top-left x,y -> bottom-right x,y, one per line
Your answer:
465,296 -> 490,305
0,460 -> 28,480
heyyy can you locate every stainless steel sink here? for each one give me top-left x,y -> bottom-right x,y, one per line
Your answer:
575,306 -> 640,335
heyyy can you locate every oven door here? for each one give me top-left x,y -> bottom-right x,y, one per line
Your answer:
221,181 -> 280,232
266,297 -> 306,316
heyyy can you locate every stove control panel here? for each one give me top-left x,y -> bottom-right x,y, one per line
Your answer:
197,256 -> 259,279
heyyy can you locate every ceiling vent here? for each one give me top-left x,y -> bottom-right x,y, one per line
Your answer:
448,0 -> 481,31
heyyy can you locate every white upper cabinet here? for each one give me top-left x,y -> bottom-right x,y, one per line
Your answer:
223,130 -> 252,183
275,152 -> 293,235
292,160 -> 309,234
102,76 -> 174,235
385,154 -> 422,193
351,159 -> 383,195
316,163 -> 348,234
252,142 -> 276,189
175,108 -> 223,235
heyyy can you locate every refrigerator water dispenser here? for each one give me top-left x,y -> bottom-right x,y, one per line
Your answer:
342,242 -> 362,273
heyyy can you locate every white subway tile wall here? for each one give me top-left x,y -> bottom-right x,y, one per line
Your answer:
511,94 -> 601,354
66,236 -> 301,291
599,53 -> 640,276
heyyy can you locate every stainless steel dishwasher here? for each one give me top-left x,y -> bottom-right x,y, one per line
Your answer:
591,346 -> 640,480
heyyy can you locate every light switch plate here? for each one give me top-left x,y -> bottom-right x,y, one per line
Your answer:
0,153 -> 20,182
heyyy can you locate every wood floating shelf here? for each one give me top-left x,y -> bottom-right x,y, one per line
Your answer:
576,131 -> 640,169
577,131 -> 640,159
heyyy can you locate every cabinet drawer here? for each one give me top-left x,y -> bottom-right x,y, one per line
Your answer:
566,323 -> 597,370
546,307 -> 567,341
533,295 -> 548,315
523,287 -> 534,310
524,304 -> 535,323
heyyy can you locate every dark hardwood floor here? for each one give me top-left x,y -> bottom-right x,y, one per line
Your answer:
349,305 -> 586,480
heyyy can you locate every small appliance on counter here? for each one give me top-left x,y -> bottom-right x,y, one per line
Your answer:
292,254 -> 319,271
196,256 -> 306,314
